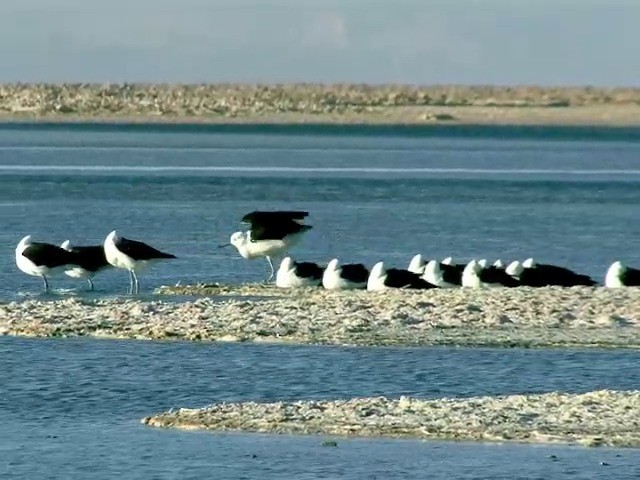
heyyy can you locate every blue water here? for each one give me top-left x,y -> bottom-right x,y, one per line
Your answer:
2,123 -> 640,478
1,123 -> 640,299
2,337 -> 640,479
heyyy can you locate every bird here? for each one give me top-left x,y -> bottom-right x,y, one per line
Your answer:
605,261 -> 640,287
60,240 -> 112,291
407,254 -> 429,275
15,235 -> 80,293
322,258 -> 369,290
505,260 -> 523,277
275,257 -> 324,288
103,230 -> 176,295
462,259 -> 520,288
422,260 -> 463,288
441,256 -> 455,265
492,259 -> 506,269
220,210 -> 312,281
510,258 -> 597,287
367,261 -> 437,291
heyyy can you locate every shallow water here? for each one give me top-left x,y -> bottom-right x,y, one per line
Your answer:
3,124 -> 640,479
2,123 -> 640,300
2,337 -> 640,479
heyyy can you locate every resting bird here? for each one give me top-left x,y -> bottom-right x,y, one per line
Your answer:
508,258 -> 597,287
462,259 -> 520,288
605,261 -> 640,288
322,258 -> 369,290
104,230 -> 176,295
367,261 -> 437,291
15,235 -> 80,293
60,240 -> 112,290
275,257 -> 324,288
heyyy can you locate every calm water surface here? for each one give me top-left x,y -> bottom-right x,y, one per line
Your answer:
1,123 -> 640,299
2,337 -> 640,479
2,124 -> 640,479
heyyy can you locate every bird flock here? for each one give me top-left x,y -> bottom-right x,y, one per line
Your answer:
14,210 -> 640,294
15,230 -> 176,294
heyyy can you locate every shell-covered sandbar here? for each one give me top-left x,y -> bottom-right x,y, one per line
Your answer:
142,390 -> 640,448
3,83 -> 640,125
1,284 -> 639,348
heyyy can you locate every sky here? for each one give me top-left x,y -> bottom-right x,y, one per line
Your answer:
0,0 -> 638,86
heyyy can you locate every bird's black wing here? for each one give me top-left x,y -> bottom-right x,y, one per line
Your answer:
69,245 -> 111,272
623,267 -> 640,286
341,263 -> 370,283
481,267 -> 521,287
538,265 -> 596,286
242,211 -> 309,225
295,261 -> 324,280
441,263 -> 464,285
250,222 -> 312,241
22,243 -> 78,268
116,237 -> 176,261
387,268 -> 436,289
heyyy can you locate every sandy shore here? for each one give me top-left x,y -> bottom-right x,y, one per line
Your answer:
2,83 -> 640,126
1,285 -> 639,348
142,390 -> 640,448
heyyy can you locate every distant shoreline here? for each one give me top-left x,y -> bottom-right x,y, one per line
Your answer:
1,83 -> 640,126
2,105 -> 640,127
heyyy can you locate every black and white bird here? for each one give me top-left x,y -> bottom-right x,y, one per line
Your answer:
462,259 -> 520,288
422,259 -> 464,288
605,261 -> 640,288
407,254 -> 429,275
492,259 -> 506,269
60,240 -> 112,291
322,258 -> 369,290
275,257 -> 324,288
221,210 -> 312,281
508,258 -> 597,287
15,235 -> 80,293
104,230 -> 176,295
367,261 -> 436,291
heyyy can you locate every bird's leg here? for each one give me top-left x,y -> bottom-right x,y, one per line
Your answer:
266,256 -> 275,282
87,278 -> 94,291
42,275 -> 49,293
128,270 -> 135,295
133,271 -> 140,295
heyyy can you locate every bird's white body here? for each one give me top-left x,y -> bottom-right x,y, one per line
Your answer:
522,258 -> 536,268
462,259 -> 498,288
505,260 -> 523,277
275,257 -> 320,288
367,261 -> 389,291
493,259 -> 505,269
15,235 -> 66,278
15,235 -> 77,292
422,260 -> 457,288
605,261 -> 626,288
441,256 -> 454,265
229,230 -> 304,260
407,254 -> 426,275
322,258 -> 366,290
15,236 -> 43,277
229,230 -> 308,281
477,259 -> 488,268
104,230 -> 153,272
60,240 -> 89,279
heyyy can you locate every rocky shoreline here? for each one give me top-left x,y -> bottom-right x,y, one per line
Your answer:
142,390 -> 640,448
1,284 -> 639,348
1,83 -> 640,125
